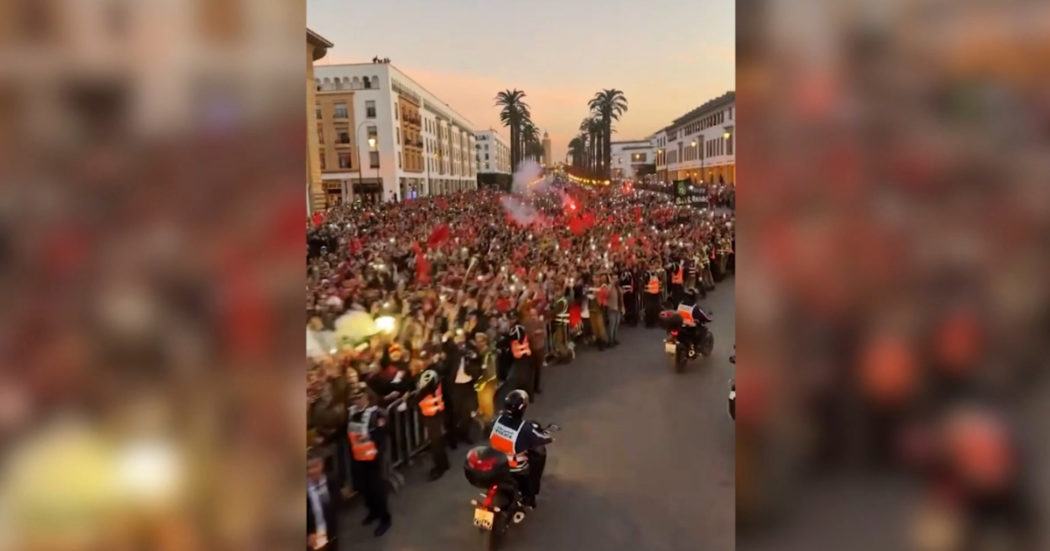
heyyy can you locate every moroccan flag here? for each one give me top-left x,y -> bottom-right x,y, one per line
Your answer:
428,224 -> 451,247
413,242 -> 431,284
569,218 -> 585,235
609,233 -> 621,251
311,211 -> 325,227
568,303 -> 582,326
634,206 -> 642,223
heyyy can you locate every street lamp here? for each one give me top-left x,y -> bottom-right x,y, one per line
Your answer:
355,121 -> 374,202
369,135 -> 381,200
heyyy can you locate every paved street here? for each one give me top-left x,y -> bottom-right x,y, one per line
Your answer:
341,277 -> 736,551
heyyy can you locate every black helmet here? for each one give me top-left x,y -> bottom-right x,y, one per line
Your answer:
502,389 -> 529,418
684,287 -> 698,304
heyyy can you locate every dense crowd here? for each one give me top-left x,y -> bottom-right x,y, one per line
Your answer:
305,181 -> 734,544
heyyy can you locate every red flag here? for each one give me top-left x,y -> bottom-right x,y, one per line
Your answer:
515,266 -> 527,280
626,236 -> 637,249
569,218 -> 585,235
311,211 -> 325,227
568,303 -> 582,326
497,297 -> 511,313
414,243 -> 431,284
428,224 -> 451,247
634,206 -> 642,222
581,211 -> 596,229
609,233 -> 621,251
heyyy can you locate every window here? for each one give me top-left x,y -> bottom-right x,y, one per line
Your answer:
315,105 -> 322,119
398,152 -> 402,168
366,100 -> 376,118
338,152 -> 351,169
319,152 -> 325,170
363,76 -> 371,89
726,133 -> 733,155
394,108 -> 398,120
337,131 -> 349,144
367,125 -> 377,141
333,102 -> 347,118
484,144 -> 489,150
395,128 -> 400,144
317,126 -> 324,144
485,153 -> 489,160
370,151 -> 379,168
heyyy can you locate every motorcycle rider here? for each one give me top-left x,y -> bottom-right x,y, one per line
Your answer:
675,287 -> 713,348
488,390 -> 553,509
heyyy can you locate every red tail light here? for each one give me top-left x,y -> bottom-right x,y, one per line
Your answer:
483,485 -> 498,508
467,449 -> 499,472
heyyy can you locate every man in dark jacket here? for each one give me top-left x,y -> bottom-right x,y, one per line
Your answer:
441,330 -> 483,448
307,450 -> 341,550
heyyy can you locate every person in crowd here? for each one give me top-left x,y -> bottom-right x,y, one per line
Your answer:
443,329 -> 482,446
604,273 -> 624,346
414,367 -> 449,481
619,265 -> 638,326
307,450 -> 341,550
521,303 -> 548,395
642,261 -> 663,327
347,388 -> 392,537
585,273 -> 609,349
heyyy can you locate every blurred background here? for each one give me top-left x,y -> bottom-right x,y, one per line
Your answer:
0,1 -> 306,550
737,0 -> 1049,550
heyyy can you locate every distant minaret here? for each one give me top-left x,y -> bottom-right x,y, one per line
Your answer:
542,130 -> 552,167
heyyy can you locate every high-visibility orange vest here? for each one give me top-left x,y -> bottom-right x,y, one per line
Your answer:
418,384 -> 445,417
646,276 -> 660,294
677,303 -> 696,326
489,417 -> 527,471
348,414 -> 378,461
671,264 -> 684,285
511,337 -> 531,358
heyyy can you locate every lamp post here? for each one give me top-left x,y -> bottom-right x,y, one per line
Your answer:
371,135 -> 380,201
723,129 -> 731,185
354,120 -> 373,203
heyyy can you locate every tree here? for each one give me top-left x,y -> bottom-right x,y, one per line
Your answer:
568,136 -> 586,173
495,89 -> 530,172
520,118 -> 539,163
588,89 -> 628,180
580,116 -> 602,178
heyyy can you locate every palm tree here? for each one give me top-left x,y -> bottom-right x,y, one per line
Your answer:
520,119 -> 539,162
588,89 -> 628,179
495,89 -> 530,171
568,136 -> 586,173
580,116 -> 602,178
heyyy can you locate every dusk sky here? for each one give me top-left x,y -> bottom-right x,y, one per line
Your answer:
308,0 -> 734,161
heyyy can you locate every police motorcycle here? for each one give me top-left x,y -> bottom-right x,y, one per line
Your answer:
658,304 -> 715,372
464,423 -> 560,551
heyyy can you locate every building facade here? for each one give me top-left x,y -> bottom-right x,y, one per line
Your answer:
475,130 -> 511,174
653,91 -> 735,186
610,139 -> 655,180
313,62 -> 477,203
307,29 -> 334,213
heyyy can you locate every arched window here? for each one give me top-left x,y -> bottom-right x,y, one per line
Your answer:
352,76 -> 361,89
362,76 -> 371,89
372,75 -> 379,88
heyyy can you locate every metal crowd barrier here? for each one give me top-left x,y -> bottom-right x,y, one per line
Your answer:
383,395 -> 428,472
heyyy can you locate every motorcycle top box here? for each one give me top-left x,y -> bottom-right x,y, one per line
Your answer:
658,310 -> 683,331
464,446 -> 511,489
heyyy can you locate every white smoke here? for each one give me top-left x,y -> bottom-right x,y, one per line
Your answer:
511,159 -> 544,195
499,195 -> 543,226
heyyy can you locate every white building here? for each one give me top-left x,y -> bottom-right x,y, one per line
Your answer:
610,139 -> 655,180
475,130 -> 511,175
654,91 -> 735,186
313,62 -> 477,202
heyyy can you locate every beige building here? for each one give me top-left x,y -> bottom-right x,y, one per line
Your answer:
307,29 -> 334,214
313,63 -> 476,203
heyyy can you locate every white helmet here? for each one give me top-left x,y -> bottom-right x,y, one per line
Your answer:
418,369 -> 438,390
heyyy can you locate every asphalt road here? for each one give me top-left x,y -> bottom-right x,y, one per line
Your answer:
341,277 -> 736,551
